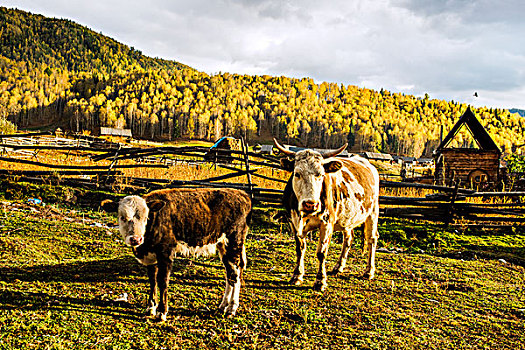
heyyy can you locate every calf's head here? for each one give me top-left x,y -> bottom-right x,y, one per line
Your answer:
274,139 -> 346,215
118,196 -> 165,247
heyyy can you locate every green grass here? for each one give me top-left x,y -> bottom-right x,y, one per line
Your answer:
0,202 -> 524,349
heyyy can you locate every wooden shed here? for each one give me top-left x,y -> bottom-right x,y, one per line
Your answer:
204,136 -> 243,163
95,127 -> 132,138
433,107 -> 501,189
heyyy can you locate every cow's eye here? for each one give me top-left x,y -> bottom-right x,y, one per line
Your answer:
120,216 -> 126,221
294,172 -> 301,179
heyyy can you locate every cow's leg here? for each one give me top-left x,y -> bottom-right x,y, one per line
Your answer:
146,265 -> 158,318
291,230 -> 307,285
314,223 -> 333,291
330,227 -> 353,275
155,257 -> 173,322
363,210 -> 379,280
290,214 -> 307,285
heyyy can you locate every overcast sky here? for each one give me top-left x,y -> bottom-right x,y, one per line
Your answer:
3,0 -> 525,109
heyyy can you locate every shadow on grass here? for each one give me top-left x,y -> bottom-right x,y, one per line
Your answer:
0,257 -> 229,321
0,290 -> 144,321
437,246 -> 525,266
0,257 -> 142,283
0,256 -> 324,321
246,278 -> 311,291
0,256 -> 226,284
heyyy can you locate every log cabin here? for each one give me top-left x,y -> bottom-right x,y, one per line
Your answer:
433,107 -> 501,189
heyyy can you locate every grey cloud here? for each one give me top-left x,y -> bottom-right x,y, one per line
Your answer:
393,0 -> 525,24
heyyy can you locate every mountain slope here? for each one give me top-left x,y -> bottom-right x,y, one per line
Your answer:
509,109 -> 525,117
0,7 -> 188,74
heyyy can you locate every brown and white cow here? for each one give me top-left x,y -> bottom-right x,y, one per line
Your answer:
274,139 -> 380,291
116,187 -> 251,321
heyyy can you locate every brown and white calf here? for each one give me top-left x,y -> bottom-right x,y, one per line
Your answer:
274,139 -> 380,291
117,188 -> 251,321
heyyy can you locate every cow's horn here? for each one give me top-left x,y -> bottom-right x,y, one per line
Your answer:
322,143 -> 348,158
273,138 -> 296,156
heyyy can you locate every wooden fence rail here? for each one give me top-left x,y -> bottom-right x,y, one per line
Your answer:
0,135 -> 524,225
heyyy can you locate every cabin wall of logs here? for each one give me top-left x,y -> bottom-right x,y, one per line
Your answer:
434,148 -> 500,189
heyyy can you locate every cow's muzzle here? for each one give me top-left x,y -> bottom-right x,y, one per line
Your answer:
300,200 -> 319,214
127,235 -> 144,247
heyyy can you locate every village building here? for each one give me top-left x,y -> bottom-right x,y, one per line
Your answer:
204,136 -> 243,163
253,144 -> 274,154
359,152 -> 393,162
283,145 -> 350,157
433,107 -> 501,189
95,127 -> 132,138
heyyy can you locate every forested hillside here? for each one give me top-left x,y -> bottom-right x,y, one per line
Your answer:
1,6 -> 524,157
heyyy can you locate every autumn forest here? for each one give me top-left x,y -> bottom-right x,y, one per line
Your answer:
1,7 -> 524,157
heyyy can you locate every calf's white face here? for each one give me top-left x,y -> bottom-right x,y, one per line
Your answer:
118,196 -> 149,247
292,150 -> 342,214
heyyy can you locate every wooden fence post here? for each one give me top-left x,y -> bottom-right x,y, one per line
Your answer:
444,180 -> 460,226
105,144 -> 122,184
241,137 -> 253,199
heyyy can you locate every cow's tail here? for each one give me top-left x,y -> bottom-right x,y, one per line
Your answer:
246,205 -> 253,227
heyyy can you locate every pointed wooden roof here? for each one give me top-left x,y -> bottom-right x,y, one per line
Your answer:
435,106 -> 501,154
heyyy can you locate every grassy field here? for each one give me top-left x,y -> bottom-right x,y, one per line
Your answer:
0,185 -> 524,350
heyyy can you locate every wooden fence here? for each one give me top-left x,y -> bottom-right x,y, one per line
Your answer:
1,133 -> 524,226
378,181 -> 525,225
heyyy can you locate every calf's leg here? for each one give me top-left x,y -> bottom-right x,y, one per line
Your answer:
155,258 -> 173,322
219,233 -> 247,317
146,265 -> 158,317
221,253 -> 242,316
217,240 -> 233,312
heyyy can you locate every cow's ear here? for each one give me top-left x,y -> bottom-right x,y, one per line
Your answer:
100,199 -> 118,212
323,160 -> 343,173
280,157 -> 295,172
147,200 -> 166,212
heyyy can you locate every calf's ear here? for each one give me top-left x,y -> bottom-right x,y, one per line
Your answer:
100,199 -> 118,212
280,157 -> 295,172
147,200 -> 166,212
323,159 -> 343,173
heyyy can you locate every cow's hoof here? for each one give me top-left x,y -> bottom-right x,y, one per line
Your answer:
313,281 -> 327,292
150,313 -> 167,323
147,316 -> 165,324
362,271 -> 375,280
290,276 -> 303,285
224,310 -> 237,318
328,268 -> 343,276
145,305 -> 157,318
218,302 -> 228,312
223,304 -> 238,318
